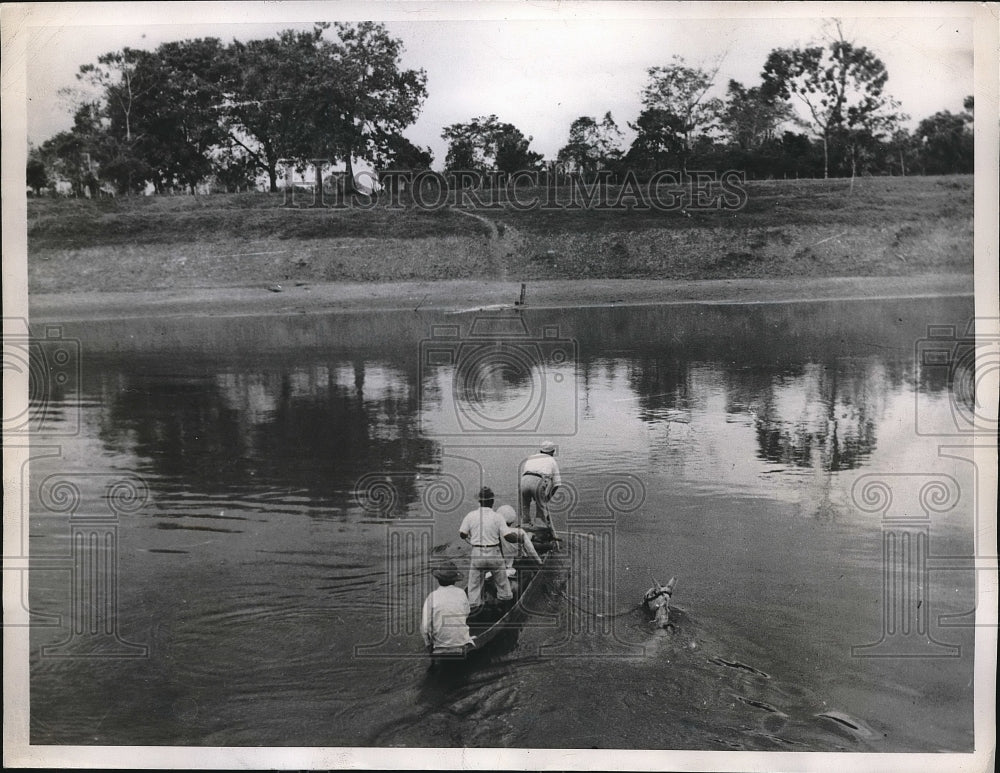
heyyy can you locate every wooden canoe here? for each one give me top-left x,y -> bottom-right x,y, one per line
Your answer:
466,527 -> 563,651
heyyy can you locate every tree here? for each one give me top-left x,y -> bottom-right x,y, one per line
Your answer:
226,23 -> 427,195
38,108 -> 107,198
212,146 -> 261,192
637,56 -> 722,173
915,107 -> 974,174
556,112 -> 623,176
74,40 -> 227,193
441,115 -> 543,174
128,38 -> 230,193
623,108 -> 688,174
26,149 -> 49,195
330,22 -> 428,189
222,30 -> 326,192
78,48 -> 154,144
720,80 -> 793,151
762,23 -> 900,178
882,128 -> 918,176
374,134 -> 432,170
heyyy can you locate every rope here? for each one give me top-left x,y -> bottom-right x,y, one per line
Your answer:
553,588 -> 644,620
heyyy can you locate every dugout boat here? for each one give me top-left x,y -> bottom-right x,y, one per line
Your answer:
465,526 -> 563,651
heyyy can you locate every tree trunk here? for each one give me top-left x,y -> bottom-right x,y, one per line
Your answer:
267,165 -> 278,193
311,161 -> 325,207
822,134 -> 829,179
344,155 -> 356,195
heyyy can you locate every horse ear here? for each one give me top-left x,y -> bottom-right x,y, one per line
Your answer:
664,577 -> 677,595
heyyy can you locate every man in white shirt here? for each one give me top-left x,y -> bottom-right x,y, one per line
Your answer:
519,441 -> 562,529
459,487 -> 514,608
495,504 -> 542,578
420,559 -> 475,655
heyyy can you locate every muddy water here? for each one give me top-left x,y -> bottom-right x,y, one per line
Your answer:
28,295 -> 977,750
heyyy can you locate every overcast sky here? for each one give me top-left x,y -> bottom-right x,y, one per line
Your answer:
16,2 -> 976,167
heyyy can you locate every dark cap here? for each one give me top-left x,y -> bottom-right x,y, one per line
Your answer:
477,486 -> 495,503
431,559 -> 462,583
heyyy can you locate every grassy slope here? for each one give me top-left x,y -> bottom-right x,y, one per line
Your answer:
26,176 -> 973,293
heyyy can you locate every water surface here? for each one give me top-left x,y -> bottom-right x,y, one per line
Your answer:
29,296 -> 977,750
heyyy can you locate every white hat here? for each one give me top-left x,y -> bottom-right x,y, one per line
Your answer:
496,504 -> 517,526
539,441 -> 556,454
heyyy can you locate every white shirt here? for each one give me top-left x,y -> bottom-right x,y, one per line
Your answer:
521,453 -> 561,486
421,585 -> 473,649
459,506 -> 512,548
504,527 -> 541,570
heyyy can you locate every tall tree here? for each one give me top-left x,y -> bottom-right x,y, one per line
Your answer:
227,23 -> 428,195
762,23 -> 899,178
75,48 -> 156,193
556,112 -> 623,176
78,48 -> 155,143
330,22 -> 428,189
222,29 -> 329,192
129,38 -> 230,193
442,115 -> 544,174
637,56 -> 722,173
720,80 -> 793,150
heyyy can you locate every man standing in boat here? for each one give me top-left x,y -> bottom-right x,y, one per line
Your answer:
459,487 -> 514,610
420,559 -> 476,656
519,441 -> 562,529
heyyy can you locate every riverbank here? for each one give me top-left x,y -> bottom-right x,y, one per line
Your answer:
29,274 -> 974,323
26,176 -> 973,297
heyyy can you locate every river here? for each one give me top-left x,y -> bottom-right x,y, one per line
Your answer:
27,295 -> 977,751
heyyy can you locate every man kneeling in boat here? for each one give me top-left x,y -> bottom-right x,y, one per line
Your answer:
421,560 -> 476,656
495,504 -> 542,586
459,487 -> 515,611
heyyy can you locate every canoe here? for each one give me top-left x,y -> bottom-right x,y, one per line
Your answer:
465,527 -> 563,651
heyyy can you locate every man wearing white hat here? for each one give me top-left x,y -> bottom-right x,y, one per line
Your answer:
519,441 -> 562,529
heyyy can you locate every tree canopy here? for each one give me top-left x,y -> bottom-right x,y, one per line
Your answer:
32,24 -> 973,197
762,24 -> 902,178
556,112 -> 623,176
632,57 -> 723,173
441,115 -> 544,175
48,23 -> 427,195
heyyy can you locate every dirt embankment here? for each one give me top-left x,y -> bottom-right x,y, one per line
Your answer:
24,175 -> 973,300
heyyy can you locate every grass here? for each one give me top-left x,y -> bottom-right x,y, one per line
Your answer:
26,175 -> 973,292
27,194 -> 491,249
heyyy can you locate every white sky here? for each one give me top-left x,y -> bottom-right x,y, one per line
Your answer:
14,2 -> 978,167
